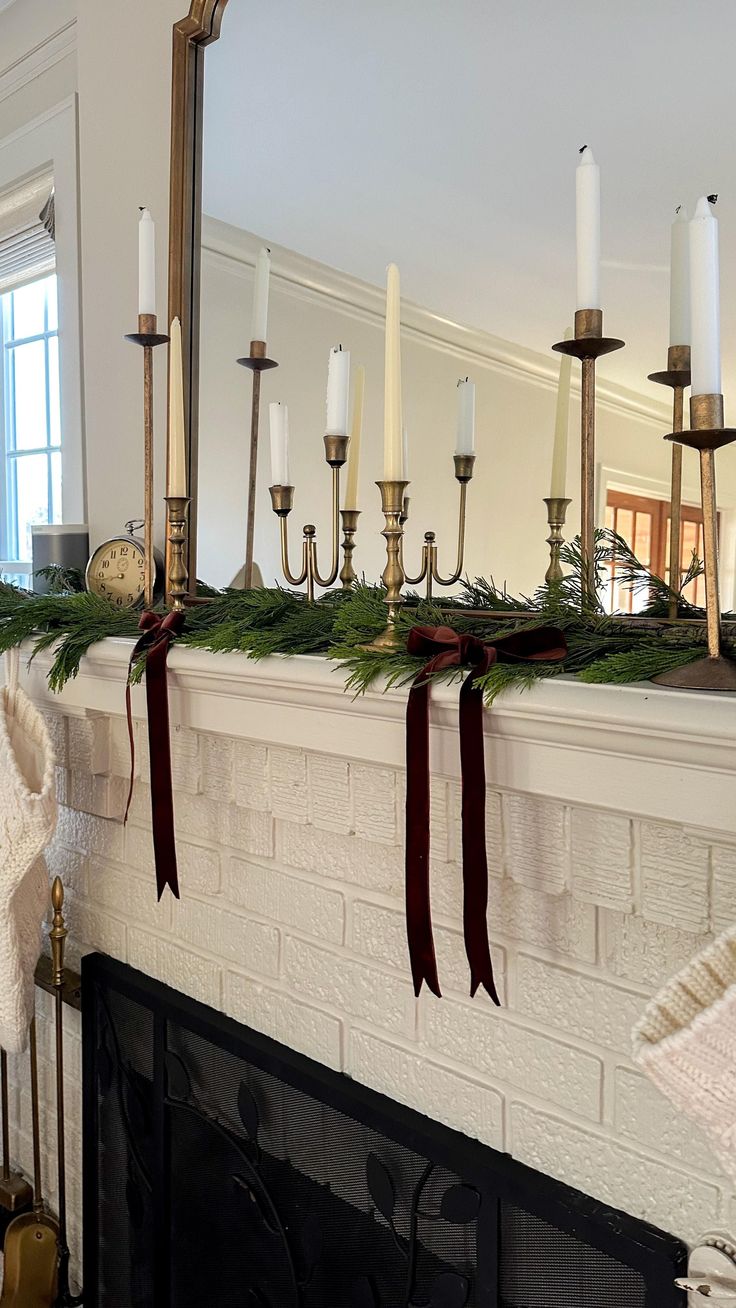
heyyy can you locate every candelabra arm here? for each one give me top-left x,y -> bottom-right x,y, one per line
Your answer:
431,480 -> 469,586
279,514 -> 309,587
310,465 -> 341,588
402,534 -> 430,588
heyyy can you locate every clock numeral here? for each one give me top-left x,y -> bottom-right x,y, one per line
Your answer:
120,545 -> 129,555
101,559 -> 109,570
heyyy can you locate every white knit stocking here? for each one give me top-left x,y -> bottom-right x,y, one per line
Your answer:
0,651 -> 56,1053
633,926 -> 736,1183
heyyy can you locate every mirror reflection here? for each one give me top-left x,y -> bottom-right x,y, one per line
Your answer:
197,1 -> 736,612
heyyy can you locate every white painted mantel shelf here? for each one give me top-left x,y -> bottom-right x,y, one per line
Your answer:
23,637 -> 736,836
12,637 -> 736,1258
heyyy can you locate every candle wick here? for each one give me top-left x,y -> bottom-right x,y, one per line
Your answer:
675,204 -> 681,214
578,144 -> 588,154
707,193 -> 719,205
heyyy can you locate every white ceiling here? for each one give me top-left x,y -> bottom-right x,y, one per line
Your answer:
203,0 -> 736,404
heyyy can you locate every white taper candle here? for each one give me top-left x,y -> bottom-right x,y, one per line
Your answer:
550,328 -> 573,498
576,147 -> 600,311
138,207 -> 156,317
250,246 -> 271,343
689,196 -> 721,397
167,317 -> 187,497
344,365 -> 364,511
269,402 -> 289,486
383,264 -> 403,480
326,346 -> 351,436
456,378 -> 475,455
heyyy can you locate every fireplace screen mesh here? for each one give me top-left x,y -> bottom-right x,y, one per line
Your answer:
83,954 -> 686,1307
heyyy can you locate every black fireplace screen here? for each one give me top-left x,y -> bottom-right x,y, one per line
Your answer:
82,953 -> 686,1307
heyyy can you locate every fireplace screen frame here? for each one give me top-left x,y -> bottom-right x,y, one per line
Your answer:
82,952 -> 687,1306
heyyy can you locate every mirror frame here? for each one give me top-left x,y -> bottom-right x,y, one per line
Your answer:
168,0 -> 229,590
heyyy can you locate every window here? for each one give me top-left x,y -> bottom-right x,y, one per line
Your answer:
0,274 -> 61,571
603,488 -> 709,613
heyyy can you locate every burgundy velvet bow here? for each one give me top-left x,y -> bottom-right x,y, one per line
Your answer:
405,623 -> 568,1001
124,609 -> 186,900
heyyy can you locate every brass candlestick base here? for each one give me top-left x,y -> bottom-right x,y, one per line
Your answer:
363,479 -> 409,650
125,313 -> 170,608
403,454 -> 475,600
237,339 -> 279,589
543,497 -> 572,584
654,392 -> 736,692
553,310 -> 625,604
270,435 -> 349,602
648,344 -> 691,618
165,496 -> 191,611
339,509 -> 360,589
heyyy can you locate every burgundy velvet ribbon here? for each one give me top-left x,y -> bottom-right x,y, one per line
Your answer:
124,610 -> 186,901
405,624 -> 568,1001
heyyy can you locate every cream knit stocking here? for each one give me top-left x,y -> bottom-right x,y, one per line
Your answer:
0,650 -> 56,1053
633,925 -> 736,1183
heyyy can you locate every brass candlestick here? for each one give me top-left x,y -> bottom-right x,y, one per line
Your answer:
125,313 -> 170,608
648,344 -> 691,618
270,434 -> 348,602
654,392 -> 736,691
237,339 -> 278,589
553,309 -> 625,604
543,496 -> 572,583
364,479 -> 409,649
339,509 -> 360,589
165,496 -> 191,611
403,455 -> 475,600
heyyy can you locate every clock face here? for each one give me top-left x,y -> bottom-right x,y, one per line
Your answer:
86,537 -> 146,607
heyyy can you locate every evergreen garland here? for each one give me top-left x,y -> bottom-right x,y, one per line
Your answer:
0,530 -> 730,703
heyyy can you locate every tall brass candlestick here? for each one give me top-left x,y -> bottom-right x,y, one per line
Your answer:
553,310 -> 624,604
648,345 -> 691,618
339,509 -> 360,589
402,455 -> 474,600
543,497 -> 572,584
125,314 -> 170,608
165,496 -> 191,611
270,435 -> 348,602
237,340 -> 278,588
364,479 -> 409,649
654,392 -> 736,691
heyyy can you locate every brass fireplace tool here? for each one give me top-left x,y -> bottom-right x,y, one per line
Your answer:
648,345 -> 692,618
50,877 -> 82,1306
238,340 -> 278,588
401,455 -> 475,600
125,313 -> 170,609
270,435 -> 349,602
653,392 -> 736,691
0,1050 -> 31,1234
553,309 -> 625,603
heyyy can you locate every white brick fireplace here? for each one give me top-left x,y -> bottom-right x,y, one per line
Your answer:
10,641 -> 736,1272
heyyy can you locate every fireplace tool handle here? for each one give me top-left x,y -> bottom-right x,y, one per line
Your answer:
50,877 -> 83,1307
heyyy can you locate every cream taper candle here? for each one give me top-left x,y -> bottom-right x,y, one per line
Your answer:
326,346 -> 351,436
138,207 -> 155,317
269,402 -> 289,486
344,365 -> 364,511
576,147 -> 600,311
689,196 -> 721,397
384,263 -> 403,479
669,206 -> 690,348
456,378 -> 475,455
549,327 -> 573,498
167,316 -> 186,496
250,246 -> 271,343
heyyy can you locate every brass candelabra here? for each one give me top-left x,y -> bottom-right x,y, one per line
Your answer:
237,339 -> 279,589
165,496 -> 191,611
653,392 -> 736,691
553,309 -> 624,603
401,455 -> 475,601
543,497 -> 572,584
124,313 -> 170,608
270,435 -> 352,602
648,344 -> 691,618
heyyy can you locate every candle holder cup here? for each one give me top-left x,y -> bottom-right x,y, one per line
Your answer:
648,344 -> 691,619
270,434 -> 352,602
553,309 -> 625,604
237,340 -> 279,590
402,454 -> 475,601
125,313 -> 170,608
653,392 -> 736,691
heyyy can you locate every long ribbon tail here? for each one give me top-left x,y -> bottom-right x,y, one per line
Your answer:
406,673 -> 441,998
460,673 -> 500,1004
145,632 -> 181,900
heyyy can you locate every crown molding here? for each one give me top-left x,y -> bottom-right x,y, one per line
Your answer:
0,18 -> 76,106
201,214 -> 670,430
